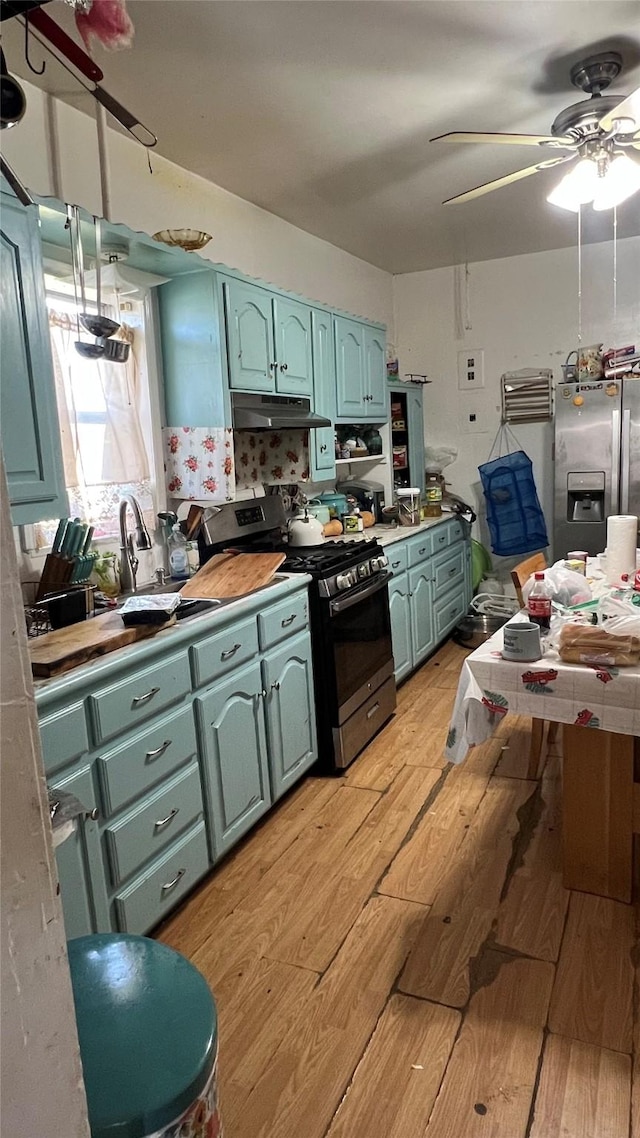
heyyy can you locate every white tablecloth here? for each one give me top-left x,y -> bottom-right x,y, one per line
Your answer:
445,617 -> 640,764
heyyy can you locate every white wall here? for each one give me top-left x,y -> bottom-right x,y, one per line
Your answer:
2,80 -> 393,328
0,463 -> 89,1136
393,235 -> 640,569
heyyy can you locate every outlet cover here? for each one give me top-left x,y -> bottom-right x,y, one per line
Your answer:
458,349 -> 484,391
460,398 -> 490,435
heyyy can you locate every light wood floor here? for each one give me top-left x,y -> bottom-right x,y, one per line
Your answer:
157,640 -> 639,1138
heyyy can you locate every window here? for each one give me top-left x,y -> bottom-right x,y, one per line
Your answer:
32,275 -> 158,549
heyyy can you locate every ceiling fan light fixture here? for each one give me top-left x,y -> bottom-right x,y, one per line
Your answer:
546,158 -> 600,211
592,153 -> 640,211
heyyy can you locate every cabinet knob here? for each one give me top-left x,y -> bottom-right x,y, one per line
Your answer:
320,444 -> 327,453
280,362 -> 288,372
271,681 -> 281,691
86,807 -> 99,821
270,361 -> 277,371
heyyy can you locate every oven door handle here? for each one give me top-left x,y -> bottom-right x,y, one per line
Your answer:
329,572 -> 391,615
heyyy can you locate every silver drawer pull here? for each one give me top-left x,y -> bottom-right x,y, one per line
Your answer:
155,808 -> 179,831
132,686 -> 160,706
366,702 -> 380,720
161,868 -> 186,893
221,643 -> 241,661
281,614 -> 296,627
450,607 -> 459,618
86,807 -> 99,821
391,560 -> 401,569
271,680 -> 281,691
145,740 -> 172,762
418,546 -> 427,554
438,535 -> 446,544
449,566 -> 458,577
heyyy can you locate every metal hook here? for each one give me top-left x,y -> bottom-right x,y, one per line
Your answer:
24,13 -> 46,75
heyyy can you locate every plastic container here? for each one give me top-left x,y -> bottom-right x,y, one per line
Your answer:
396,487 -> 421,527
527,571 -> 552,630
424,467 -> 443,518
393,445 -> 408,469
168,524 -> 190,580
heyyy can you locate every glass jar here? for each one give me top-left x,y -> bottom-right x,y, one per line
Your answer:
424,468 -> 443,518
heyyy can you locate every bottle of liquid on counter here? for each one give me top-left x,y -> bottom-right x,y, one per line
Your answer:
168,524 -> 190,580
424,467 -> 443,518
527,572 -> 552,630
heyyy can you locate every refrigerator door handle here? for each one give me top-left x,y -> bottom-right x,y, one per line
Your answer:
611,408 -> 621,514
621,408 -> 631,513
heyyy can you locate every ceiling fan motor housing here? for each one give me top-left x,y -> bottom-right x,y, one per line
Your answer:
569,51 -> 623,95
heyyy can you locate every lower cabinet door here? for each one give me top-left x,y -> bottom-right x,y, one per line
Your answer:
262,631 -> 317,800
51,765 -> 110,938
408,564 -> 435,666
389,573 -> 413,683
195,660 -> 271,858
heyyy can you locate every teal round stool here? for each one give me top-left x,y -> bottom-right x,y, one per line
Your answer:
67,934 -> 222,1138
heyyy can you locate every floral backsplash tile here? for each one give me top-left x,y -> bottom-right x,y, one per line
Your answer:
163,427 -> 235,500
234,429 -> 310,489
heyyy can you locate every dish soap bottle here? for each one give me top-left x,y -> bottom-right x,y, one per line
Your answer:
168,524 -> 190,580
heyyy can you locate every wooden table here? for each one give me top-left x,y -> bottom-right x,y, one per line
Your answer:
446,620 -> 640,902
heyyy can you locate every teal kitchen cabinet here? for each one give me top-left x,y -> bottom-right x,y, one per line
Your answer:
50,765 -> 110,939
335,316 -> 367,420
195,659 -> 271,858
408,563 -> 435,666
310,308 -> 336,482
262,631 -> 317,800
158,270 -> 230,428
388,573 -> 413,683
0,192 -> 67,524
389,382 -> 425,496
223,278 -> 313,398
335,316 -> 388,422
364,326 -> 387,419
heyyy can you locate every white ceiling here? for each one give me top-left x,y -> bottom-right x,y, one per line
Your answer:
6,0 -> 640,272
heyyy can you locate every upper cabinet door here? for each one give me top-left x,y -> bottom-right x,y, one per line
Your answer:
407,385 -> 425,495
364,326 -> 388,420
310,309 -> 336,481
335,316 -> 366,420
224,279 -> 275,393
274,297 -> 313,398
0,194 -> 67,524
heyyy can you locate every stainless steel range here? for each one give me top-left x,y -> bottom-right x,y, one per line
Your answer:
198,498 -> 397,771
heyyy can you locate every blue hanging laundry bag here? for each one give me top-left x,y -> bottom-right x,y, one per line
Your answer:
478,425 -> 548,557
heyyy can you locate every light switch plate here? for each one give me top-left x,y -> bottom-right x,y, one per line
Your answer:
458,349 -> 484,391
459,396 -> 490,434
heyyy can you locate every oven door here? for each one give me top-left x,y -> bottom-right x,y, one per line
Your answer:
327,572 -> 393,721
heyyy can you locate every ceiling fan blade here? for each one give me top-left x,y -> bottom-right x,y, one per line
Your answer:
443,154 -> 574,205
431,130 -> 573,148
598,86 -> 640,132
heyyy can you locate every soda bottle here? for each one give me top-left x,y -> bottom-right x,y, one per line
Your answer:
527,572 -> 552,630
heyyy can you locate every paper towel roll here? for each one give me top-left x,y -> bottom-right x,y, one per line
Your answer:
606,515 -> 638,583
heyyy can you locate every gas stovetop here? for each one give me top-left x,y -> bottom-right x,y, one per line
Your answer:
281,539 -> 380,576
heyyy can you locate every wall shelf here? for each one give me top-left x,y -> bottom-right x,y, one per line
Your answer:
335,455 -> 387,466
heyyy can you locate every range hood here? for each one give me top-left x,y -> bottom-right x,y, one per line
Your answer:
231,392 -> 331,430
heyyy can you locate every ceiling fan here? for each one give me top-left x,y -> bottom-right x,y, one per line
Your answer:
432,51 -> 640,209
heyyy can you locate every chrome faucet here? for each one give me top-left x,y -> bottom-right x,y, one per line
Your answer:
119,495 -> 152,593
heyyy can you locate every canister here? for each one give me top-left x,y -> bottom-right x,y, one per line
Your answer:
396,487 -> 421,526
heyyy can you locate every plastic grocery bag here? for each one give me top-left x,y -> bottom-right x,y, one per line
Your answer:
522,564 -> 592,608
478,425 -> 548,556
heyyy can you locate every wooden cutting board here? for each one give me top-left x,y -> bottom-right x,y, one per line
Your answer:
30,611 -> 168,678
180,552 -> 286,599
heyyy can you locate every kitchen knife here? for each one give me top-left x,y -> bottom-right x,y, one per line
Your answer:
82,526 -> 95,556
51,518 -> 68,555
59,521 -> 77,558
69,524 -> 88,559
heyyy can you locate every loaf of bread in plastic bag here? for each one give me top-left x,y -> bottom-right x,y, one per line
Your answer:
558,623 -> 640,666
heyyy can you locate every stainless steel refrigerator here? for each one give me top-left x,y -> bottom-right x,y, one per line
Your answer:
554,375 -> 640,557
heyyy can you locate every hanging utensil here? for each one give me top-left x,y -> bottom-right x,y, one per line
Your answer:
0,47 -> 27,129
70,205 -> 105,360
97,336 -> 130,363
79,216 -> 120,339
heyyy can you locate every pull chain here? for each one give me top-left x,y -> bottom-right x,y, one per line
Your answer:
577,205 -> 582,345
612,205 -> 618,362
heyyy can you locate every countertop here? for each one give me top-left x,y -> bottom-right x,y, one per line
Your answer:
33,573 -> 311,705
339,513 -> 459,548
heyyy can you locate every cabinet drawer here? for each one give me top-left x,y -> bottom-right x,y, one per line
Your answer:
386,543 -> 408,575
431,524 -> 450,556
97,705 -> 197,815
447,519 -> 466,546
89,654 -> 191,744
258,591 -> 309,650
104,763 -> 204,886
432,547 -> 465,594
114,821 -> 209,935
407,532 -> 434,567
39,702 -> 88,776
434,588 -> 467,641
191,616 -> 258,688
